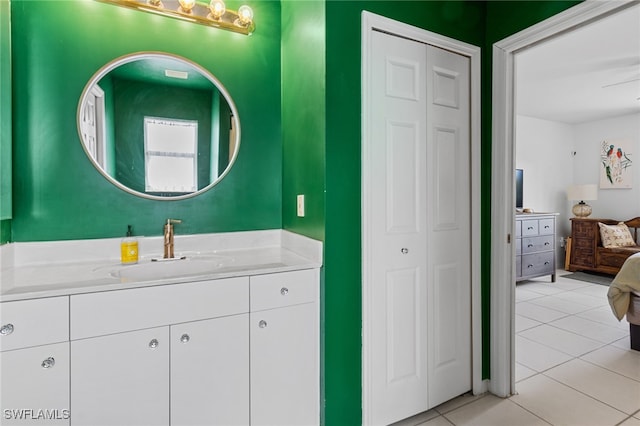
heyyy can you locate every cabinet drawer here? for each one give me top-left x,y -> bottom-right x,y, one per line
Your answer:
250,269 -> 318,312
539,219 -> 555,235
0,297 -> 69,352
71,277 -> 249,340
521,220 -> 539,236
522,235 -> 554,254
522,252 -> 554,276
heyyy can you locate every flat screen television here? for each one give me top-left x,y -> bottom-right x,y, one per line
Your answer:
516,169 -> 523,209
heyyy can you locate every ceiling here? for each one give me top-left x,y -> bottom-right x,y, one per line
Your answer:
516,3 -> 640,124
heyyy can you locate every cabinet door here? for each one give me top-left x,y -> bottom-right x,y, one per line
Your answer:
70,327 -> 169,426
0,343 -> 70,426
250,303 -> 318,426
170,314 -> 249,426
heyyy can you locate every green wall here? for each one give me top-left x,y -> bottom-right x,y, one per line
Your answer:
0,0 -> 11,243
281,0 -> 326,242
10,0 -> 282,242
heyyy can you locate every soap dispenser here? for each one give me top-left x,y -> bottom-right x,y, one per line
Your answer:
121,225 -> 139,265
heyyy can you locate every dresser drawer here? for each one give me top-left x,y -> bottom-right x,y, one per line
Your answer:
522,252 -> 555,277
539,219 -> 555,235
522,235 -> 554,254
250,269 -> 318,312
521,220 -> 539,236
0,297 -> 69,351
71,277 -> 249,340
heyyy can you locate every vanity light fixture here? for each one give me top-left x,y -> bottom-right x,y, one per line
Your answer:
98,0 -> 255,35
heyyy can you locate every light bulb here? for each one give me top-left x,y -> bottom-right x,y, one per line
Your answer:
237,5 -> 253,26
178,0 -> 196,12
209,0 -> 225,19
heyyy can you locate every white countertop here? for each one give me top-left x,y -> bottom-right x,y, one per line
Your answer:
0,230 -> 323,302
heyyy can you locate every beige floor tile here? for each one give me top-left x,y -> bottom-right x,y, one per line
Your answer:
549,279 -> 592,291
391,409 -> 440,426
511,374 -> 628,426
620,416 -> 640,426
580,345 -> 640,381
515,362 -> 537,382
516,335 -> 573,372
516,314 -> 543,333
552,291 -> 609,309
527,296 -> 595,315
516,288 -> 547,302
548,315 -> 628,344
613,335 -> 634,350
518,324 -> 604,357
516,302 -> 569,323
577,306 -> 629,330
516,282 -> 566,296
434,393 -> 486,415
572,283 -> 610,299
418,416 -> 454,426
545,358 -> 640,414
444,394 -> 549,426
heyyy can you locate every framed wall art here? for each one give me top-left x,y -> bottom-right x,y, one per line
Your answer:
600,139 -> 633,189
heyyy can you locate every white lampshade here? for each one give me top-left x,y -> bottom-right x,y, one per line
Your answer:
567,184 -> 598,201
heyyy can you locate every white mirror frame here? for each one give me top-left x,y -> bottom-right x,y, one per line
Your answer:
77,51 -> 241,200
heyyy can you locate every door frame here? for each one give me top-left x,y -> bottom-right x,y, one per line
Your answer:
490,0 -> 636,398
361,11 -> 483,424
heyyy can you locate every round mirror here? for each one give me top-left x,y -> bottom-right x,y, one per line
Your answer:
77,52 -> 240,200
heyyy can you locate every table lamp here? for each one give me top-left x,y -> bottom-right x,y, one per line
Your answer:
567,184 -> 598,217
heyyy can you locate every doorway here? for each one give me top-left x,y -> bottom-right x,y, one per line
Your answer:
490,0 -> 637,397
361,11 -> 482,425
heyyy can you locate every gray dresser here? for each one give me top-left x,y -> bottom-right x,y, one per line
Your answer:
516,213 -> 558,282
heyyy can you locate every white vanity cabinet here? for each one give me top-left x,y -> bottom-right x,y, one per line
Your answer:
69,277 -> 249,426
249,269 -> 319,426
70,327 -> 170,426
0,297 -> 70,426
0,343 -> 70,426
1,265 -> 320,426
170,314 -> 249,426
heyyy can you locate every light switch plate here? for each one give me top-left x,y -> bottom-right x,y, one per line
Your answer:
297,194 -> 305,217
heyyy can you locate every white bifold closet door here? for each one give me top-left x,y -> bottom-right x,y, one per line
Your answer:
366,29 -> 471,425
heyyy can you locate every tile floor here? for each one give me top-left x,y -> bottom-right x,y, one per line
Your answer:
395,270 -> 640,426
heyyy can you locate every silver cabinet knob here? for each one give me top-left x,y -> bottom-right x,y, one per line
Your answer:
280,287 -> 289,296
180,334 -> 190,344
258,320 -> 267,329
148,339 -> 159,349
401,248 -> 408,254
41,357 -> 55,369
0,323 -> 14,335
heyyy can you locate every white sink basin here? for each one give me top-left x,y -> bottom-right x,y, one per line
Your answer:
110,256 -> 231,281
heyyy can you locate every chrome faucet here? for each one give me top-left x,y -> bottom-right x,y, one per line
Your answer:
163,219 -> 182,259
